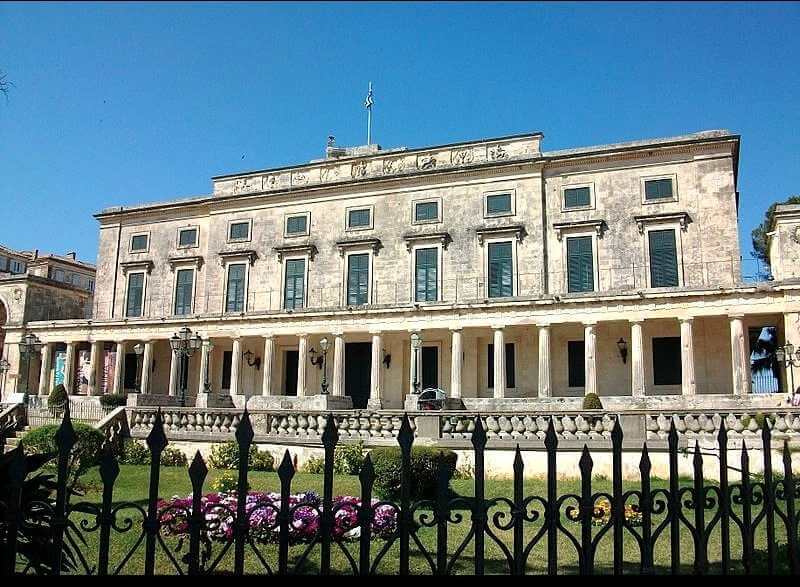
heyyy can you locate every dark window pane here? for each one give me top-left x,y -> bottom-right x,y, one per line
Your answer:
126,273 -> 144,317
174,269 -> 194,315
486,194 -> 512,214
644,178 -> 674,200
415,247 -> 438,302
648,229 -> 679,287
286,215 -> 308,235
130,235 -> 148,251
488,343 -> 515,388
488,241 -> 513,298
179,229 -> 197,247
653,337 -> 682,385
284,258 -> 305,309
415,201 -> 439,222
568,340 -> 585,388
347,253 -> 370,305
567,236 -> 594,293
229,222 -> 250,240
225,264 -> 246,313
348,208 -> 371,227
564,186 -> 591,208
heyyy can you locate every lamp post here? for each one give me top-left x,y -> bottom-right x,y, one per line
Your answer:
170,326 -> 202,408
133,343 -> 144,393
319,337 -> 330,395
775,341 -> 800,394
0,358 -> 10,399
410,332 -> 422,395
19,333 -> 43,404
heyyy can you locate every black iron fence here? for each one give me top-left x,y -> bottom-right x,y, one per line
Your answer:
1,406 -> 798,575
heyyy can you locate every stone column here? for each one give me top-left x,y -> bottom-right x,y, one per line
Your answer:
493,326 -> 506,399
197,339 -> 211,396
88,341 -> 103,396
584,323 -> 598,396
730,315 -> 750,396
630,320 -> 645,397
297,335 -> 308,397
680,318 -> 697,396
369,332 -> 382,406
331,334 -> 345,396
537,324 -> 551,398
168,347 -> 180,397
230,337 -> 242,396
140,341 -> 153,395
64,341 -> 77,395
112,342 -> 125,395
38,343 -> 52,396
450,329 -> 463,399
261,336 -> 274,396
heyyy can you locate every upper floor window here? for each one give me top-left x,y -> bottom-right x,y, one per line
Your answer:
415,247 -> 438,302
564,186 -> 592,209
88,279 -> 95,293
125,272 -> 145,317
414,201 -> 440,223
178,227 -> 198,248
285,214 -> 309,237
566,235 -> 595,293
648,229 -> 679,287
488,241 -> 513,298
284,258 -> 306,310
130,234 -> 149,253
346,253 -> 370,306
347,207 -> 372,230
644,178 -> 675,201
228,220 -> 251,242
225,263 -> 247,313
174,268 -> 195,316
485,193 -> 513,217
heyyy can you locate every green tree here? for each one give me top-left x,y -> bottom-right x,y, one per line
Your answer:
751,195 -> 800,270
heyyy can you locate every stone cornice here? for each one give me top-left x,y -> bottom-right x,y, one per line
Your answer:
217,250 -> 258,266
475,224 -> 527,245
273,244 -> 318,262
120,260 -> 154,274
167,255 -> 204,271
633,212 -> 692,234
402,232 -> 452,252
335,238 -> 383,257
552,220 -> 607,240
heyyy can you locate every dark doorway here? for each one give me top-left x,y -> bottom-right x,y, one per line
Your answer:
284,350 -> 298,396
345,342 -> 371,408
221,351 -> 232,391
422,346 -> 439,389
124,353 -> 138,390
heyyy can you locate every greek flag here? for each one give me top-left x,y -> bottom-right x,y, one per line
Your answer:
364,84 -> 374,109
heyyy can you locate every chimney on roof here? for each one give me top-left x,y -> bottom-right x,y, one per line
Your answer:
67,251 -> 76,260
32,249 -> 39,261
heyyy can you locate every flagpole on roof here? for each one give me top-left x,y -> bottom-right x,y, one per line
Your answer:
365,81 -> 373,145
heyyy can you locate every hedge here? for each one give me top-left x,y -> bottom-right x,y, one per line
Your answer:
22,423 -> 105,482
369,446 -> 458,501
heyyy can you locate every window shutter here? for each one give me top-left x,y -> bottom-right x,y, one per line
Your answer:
415,248 -> 438,302
347,254 -> 369,305
648,230 -> 679,287
567,236 -> 594,293
564,187 -> 591,208
285,259 -> 305,309
488,242 -> 513,298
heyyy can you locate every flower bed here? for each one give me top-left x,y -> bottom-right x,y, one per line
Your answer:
158,491 -> 398,543
565,498 -> 643,527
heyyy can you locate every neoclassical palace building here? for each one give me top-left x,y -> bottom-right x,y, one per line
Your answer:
3,129 -> 800,411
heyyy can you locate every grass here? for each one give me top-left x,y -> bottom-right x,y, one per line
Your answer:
49,464 -> 793,575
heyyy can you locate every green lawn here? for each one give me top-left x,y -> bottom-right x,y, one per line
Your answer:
48,464 -> 792,575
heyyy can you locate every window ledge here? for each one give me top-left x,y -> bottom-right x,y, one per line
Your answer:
402,231 -> 452,252
273,244 -> 318,262
634,212 -> 692,234
120,260 -> 154,274
335,238 -> 382,257
552,219 -> 606,240
217,249 -> 258,266
475,224 -> 527,245
168,255 -> 204,271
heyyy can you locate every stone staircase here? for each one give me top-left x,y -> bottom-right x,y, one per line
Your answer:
2,427 -> 29,453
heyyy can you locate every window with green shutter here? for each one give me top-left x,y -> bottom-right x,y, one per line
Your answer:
486,193 -> 512,215
348,208 -> 371,228
286,215 -> 308,235
644,178 -> 674,200
347,253 -> 370,305
564,186 -> 591,208
284,259 -> 306,309
414,201 -> 439,222
225,264 -> 246,313
488,343 -> 516,388
174,269 -> 194,315
415,247 -> 438,302
568,340 -> 585,388
126,273 -> 145,317
567,236 -> 594,293
488,241 -> 513,298
648,229 -> 679,287
652,337 -> 682,385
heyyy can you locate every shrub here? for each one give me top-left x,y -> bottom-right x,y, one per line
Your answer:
118,440 -> 188,467
22,423 -> 105,484
582,393 -> 604,410
208,441 -> 275,472
99,394 -> 127,408
335,441 -> 364,475
302,455 -> 325,474
370,447 -> 458,501
160,447 -> 188,467
48,384 -> 68,407
211,471 -> 248,493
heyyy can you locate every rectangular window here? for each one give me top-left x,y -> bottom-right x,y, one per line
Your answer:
644,178 -> 674,201
415,247 -> 438,302
653,336 -> 682,385
568,340 -> 585,388
130,234 -> 148,252
348,208 -> 371,228
174,269 -> 194,315
414,201 -> 439,222
488,242 -> 513,298
178,228 -> 198,247
228,221 -> 250,241
564,186 -> 591,208
286,215 -> 308,235
648,229 -> 679,287
567,236 -> 594,293
486,193 -> 512,215
225,263 -> 246,313
347,253 -> 370,305
488,343 -> 516,388
126,273 -> 145,317
284,258 -> 306,309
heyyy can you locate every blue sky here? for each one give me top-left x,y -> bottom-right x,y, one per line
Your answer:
1,2 -> 798,273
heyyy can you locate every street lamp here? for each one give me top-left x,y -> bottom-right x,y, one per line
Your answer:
19,333 -> 43,404
133,343 -> 144,393
775,341 -> 800,394
316,337 -> 330,395
0,358 -> 10,398
410,332 -> 422,395
169,326 -> 202,407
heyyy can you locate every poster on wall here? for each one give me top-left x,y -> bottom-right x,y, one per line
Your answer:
77,350 -> 91,394
103,351 -> 116,395
54,351 -> 66,387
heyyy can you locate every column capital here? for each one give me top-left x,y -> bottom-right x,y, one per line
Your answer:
583,320 -> 597,328
678,316 -> 695,324
448,327 -> 463,333
728,314 -> 745,321
628,318 -> 645,325
368,329 -> 383,335
535,322 -> 551,330
490,324 -> 506,331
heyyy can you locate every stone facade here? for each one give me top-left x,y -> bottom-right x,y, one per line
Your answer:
4,129 -> 800,413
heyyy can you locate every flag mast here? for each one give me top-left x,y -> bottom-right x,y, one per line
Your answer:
365,81 -> 374,145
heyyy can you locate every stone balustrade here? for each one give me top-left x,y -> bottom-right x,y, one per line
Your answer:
645,410 -> 800,440
0,403 -> 26,435
440,412 -> 617,440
